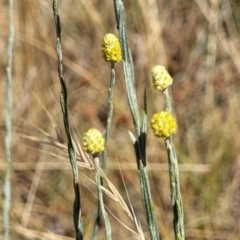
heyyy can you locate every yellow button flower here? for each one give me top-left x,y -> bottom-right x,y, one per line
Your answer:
102,33 -> 122,62
152,65 -> 173,91
151,111 -> 177,139
83,128 -> 105,155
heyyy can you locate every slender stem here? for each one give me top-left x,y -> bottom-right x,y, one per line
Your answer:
113,0 -> 141,136
163,88 -> 185,240
139,163 -> 160,240
113,1 -> 161,239
165,139 -> 185,240
3,0 -> 14,239
94,156 -> 112,240
102,62 -> 115,172
162,88 -> 172,113
52,1 -> 83,239
92,63 -> 115,239
91,204 -> 101,240
92,63 -> 115,238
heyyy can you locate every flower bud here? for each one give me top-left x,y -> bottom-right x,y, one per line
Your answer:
152,65 -> 173,91
83,128 -> 105,155
102,33 -> 122,62
151,111 -> 177,139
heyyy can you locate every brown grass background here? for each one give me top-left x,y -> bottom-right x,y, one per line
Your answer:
1,0 -> 240,239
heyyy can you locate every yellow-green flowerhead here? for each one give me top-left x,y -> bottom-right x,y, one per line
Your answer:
102,33 -> 122,62
151,111 -> 177,139
83,128 -> 105,155
151,65 -> 173,91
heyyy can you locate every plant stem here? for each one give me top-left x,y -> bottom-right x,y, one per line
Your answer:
162,88 -> 172,113
113,1 -> 161,239
165,138 -> 185,240
94,156 -> 112,240
139,163 -> 161,240
163,88 -> 185,240
92,62 -> 115,239
102,62 -> 115,172
52,1 -> 83,239
3,0 -> 14,239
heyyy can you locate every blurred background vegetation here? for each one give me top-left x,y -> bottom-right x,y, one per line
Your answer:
1,0 -> 240,239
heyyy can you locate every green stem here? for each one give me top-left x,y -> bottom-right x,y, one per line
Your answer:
165,138 -> 185,240
94,156 -> 112,240
52,1 -> 83,239
163,88 -> 185,240
139,163 -> 160,240
113,1 -> 161,239
3,0 -> 14,239
92,63 -> 115,239
102,62 -> 115,172
113,0 -> 141,136
162,88 -> 172,113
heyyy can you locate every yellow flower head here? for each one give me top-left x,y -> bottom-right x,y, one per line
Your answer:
83,128 -> 105,155
151,65 -> 173,91
102,33 -> 122,62
151,111 -> 177,139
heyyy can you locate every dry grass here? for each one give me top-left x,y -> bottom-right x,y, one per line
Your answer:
1,0 -> 240,239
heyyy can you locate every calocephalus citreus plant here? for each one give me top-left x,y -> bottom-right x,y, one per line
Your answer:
52,0 -> 185,239
151,65 -> 185,240
89,33 -> 122,240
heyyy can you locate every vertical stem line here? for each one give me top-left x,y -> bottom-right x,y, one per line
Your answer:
102,62 -> 115,172
162,88 -> 172,113
94,156 -> 112,240
92,63 -> 115,239
52,1 -> 83,239
163,88 -> 185,240
139,164 -> 160,240
113,1 -> 161,239
3,0 -> 14,239
165,138 -> 185,240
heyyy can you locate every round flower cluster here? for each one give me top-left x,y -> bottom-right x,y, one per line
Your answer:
150,111 -> 177,139
151,65 -> 173,91
102,33 -> 122,62
83,128 -> 105,155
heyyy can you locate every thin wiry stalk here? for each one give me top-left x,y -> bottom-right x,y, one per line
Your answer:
3,0 -> 14,239
163,89 -> 185,240
102,62 -> 115,172
91,202 -> 101,240
52,1 -> 83,239
113,0 -> 141,135
92,62 -> 115,238
139,163 -> 160,240
163,89 -> 172,113
94,156 -> 112,240
113,1 -> 160,239
129,132 -> 160,240
165,138 -> 185,240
